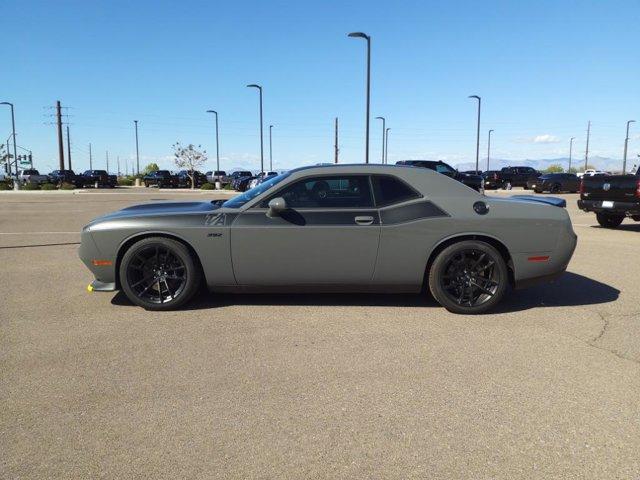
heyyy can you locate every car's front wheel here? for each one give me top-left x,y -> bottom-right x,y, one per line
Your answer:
119,237 -> 202,310
428,240 -> 508,314
596,212 -> 624,229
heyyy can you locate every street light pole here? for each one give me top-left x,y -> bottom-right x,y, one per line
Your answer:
385,128 -> 390,164
246,84 -> 264,174
134,120 -> 140,175
468,95 -> 481,174
486,129 -> 494,171
584,120 -> 591,171
623,120 -> 636,174
375,116 -> 385,163
206,110 -> 220,173
269,125 -> 274,171
569,137 -> 575,172
348,32 -> 371,164
0,102 -> 18,180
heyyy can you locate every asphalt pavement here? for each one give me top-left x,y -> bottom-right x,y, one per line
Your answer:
1,188 -> 639,479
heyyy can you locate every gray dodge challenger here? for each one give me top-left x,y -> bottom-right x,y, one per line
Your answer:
79,164 -> 577,314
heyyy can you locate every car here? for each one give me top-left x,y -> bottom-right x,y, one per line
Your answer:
176,170 -> 207,188
79,164 -> 577,315
527,173 -> 580,193
232,175 -> 256,192
18,169 -> 49,185
577,168 -> 640,228
48,169 -> 82,187
577,169 -> 608,178
205,170 -> 228,185
482,170 -> 505,190
80,170 -> 117,188
395,160 -> 484,192
143,170 -> 179,188
496,166 -> 540,189
248,171 -> 279,189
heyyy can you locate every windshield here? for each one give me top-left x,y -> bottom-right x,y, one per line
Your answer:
223,172 -> 291,209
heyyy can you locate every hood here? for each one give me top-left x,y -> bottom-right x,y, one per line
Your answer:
88,201 -> 222,224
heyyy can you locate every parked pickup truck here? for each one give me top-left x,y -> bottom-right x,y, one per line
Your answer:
177,170 -> 207,188
143,170 -> 179,188
577,170 -> 640,228
495,166 -> 540,189
48,169 -> 83,187
80,170 -> 117,188
18,169 -> 49,185
396,160 -> 484,192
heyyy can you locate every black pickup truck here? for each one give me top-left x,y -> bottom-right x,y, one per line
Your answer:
48,169 -> 82,187
396,160 -> 484,192
495,166 -> 540,189
143,170 -> 179,188
80,170 -> 117,188
176,170 -> 207,188
577,170 -> 640,228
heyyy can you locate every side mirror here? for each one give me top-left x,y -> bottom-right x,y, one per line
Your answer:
267,197 -> 287,217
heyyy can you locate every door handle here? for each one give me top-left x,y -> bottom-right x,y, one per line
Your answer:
354,215 -> 374,226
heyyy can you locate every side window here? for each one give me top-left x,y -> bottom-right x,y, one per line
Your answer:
371,175 -> 421,207
269,175 -> 373,208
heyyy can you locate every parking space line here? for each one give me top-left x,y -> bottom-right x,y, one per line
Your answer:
0,231 -> 79,235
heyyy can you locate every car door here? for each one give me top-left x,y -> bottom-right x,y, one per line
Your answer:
230,174 -> 381,286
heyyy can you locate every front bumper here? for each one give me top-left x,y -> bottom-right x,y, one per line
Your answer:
88,280 -> 117,292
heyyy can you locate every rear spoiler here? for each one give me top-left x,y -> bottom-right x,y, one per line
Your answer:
510,195 -> 566,208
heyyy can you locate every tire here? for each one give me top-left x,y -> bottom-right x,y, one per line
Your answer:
144,182 -> 149,188
119,237 -> 202,310
596,213 -> 624,229
428,240 -> 508,314
534,189 -> 542,194
550,184 -> 561,194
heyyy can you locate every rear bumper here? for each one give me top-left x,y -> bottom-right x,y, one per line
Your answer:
577,199 -> 640,215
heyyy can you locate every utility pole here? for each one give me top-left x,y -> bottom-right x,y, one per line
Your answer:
385,128 -> 390,164
486,129 -> 494,171
468,95 -> 481,174
117,156 -> 120,176
134,120 -> 140,175
89,143 -> 93,170
66,125 -> 72,170
334,118 -> 339,164
584,121 -> 591,171
106,151 -> 109,174
246,85 -> 264,174
375,116 -> 386,163
569,137 -> 575,172
623,120 -> 636,174
348,32 -> 371,164
269,125 -> 274,171
56,100 -> 65,170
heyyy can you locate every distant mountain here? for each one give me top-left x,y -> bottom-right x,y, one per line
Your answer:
454,156 -> 637,174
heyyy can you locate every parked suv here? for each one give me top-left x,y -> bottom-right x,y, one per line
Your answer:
80,170 -> 117,188
496,166 -> 540,189
205,170 -> 228,185
527,173 -> 580,193
396,160 -> 484,192
48,169 -> 81,186
177,170 -> 207,188
143,170 -> 178,188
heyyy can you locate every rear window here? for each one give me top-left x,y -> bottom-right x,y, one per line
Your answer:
372,175 -> 421,207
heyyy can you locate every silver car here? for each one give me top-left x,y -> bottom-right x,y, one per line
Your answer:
79,164 -> 577,314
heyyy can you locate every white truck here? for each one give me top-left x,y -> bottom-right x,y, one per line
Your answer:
18,169 -> 49,185
577,169 -> 608,178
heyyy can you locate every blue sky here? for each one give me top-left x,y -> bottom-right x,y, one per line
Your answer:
4,0 -> 639,173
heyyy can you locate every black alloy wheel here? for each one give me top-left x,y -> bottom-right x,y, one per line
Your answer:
550,184 -> 561,193
120,237 -> 201,310
429,240 -> 508,314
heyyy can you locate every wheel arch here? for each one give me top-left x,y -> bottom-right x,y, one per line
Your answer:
114,231 -> 205,289
423,234 -> 515,289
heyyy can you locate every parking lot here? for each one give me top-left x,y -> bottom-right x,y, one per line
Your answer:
2,188 -> 639,478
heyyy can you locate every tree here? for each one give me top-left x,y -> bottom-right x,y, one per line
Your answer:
142,163 -> 160,175
172,143 -> 207,189
544,164 -> 564,173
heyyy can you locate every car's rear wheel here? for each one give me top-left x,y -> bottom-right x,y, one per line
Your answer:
550,183 -> 561,193
119,237 -> 201,310
596,212 -> 624,229
428,240 -> 508,314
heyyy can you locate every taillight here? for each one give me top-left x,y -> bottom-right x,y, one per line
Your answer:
636,179 -> 640,198
579,180 -> 585,195
493,173 -> 497,180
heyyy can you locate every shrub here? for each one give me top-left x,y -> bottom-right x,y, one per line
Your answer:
118,178 -> 133,186
223,183 -> 234,190
0,181 -> 12,190
22,182 -> 41,190
200,182 -> 215,190
60,182 -> 76,190
41,183 -> 57,190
